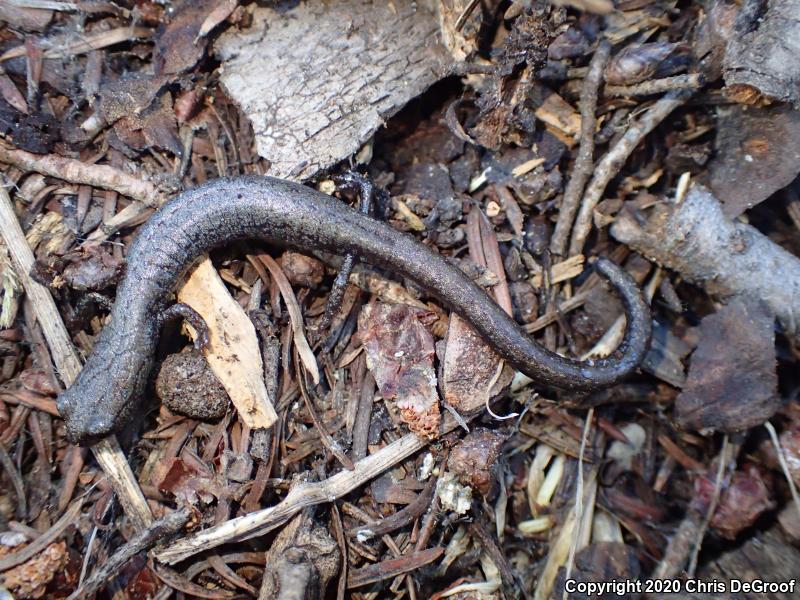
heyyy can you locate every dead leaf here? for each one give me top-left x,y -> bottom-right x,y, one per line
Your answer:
154,0 -> 219,76
359,301 -> 440,439
676,298 -> 778,432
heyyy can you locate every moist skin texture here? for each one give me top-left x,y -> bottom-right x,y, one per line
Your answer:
57,176 -> 652,445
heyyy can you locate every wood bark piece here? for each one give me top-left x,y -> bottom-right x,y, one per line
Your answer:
709,104 -> 800,218
550,40 -> 610,257
676,298 -> 778,433
723,0 -> 800,108
177,257 -> 277,430
214,0 -> 453,180
610,186 -> 800,338
0,187 -> 154,530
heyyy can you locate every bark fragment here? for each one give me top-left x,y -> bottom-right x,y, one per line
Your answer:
611,186 -> 800,338
214,0 -> 453,180
709,104 -> 800,218
723,0 -> 800,108
676,299 -> 778,433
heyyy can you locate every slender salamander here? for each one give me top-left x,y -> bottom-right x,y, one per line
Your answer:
57,176 -> 651,445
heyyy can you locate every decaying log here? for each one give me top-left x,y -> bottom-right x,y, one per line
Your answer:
611,186 -> 800,337
214,0 -> 454,180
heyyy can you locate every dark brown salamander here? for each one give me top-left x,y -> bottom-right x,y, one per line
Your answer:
57,176 -> 651,445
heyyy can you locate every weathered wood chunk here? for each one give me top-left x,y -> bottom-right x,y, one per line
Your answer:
214,0 -> 453,180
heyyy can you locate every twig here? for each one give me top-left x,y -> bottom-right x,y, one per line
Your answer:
295,349 -> 354,471
351,367 -> 374,461
523,289 -> 590,333
347,547 -> 443,589
347,475 -> 437,539
156,431 -> 428,563
611,185 -> 800,338
687,435 -> 729,577
550,41 -> 611,257
154,563 -> 236,599
256,253 -> 320,384
454,0 -> 480,30
0,186 -> 153,529
568,89 -> 692,257
0,141 -> 163,206
764,422 -> 800,521
0,26 -> 152,62
156,401 -> 485,564
652,437 -> 735,581
562,407 -> 594,600
67,509 -> 190,600
604,73 -> 704,98
207,554 -> 258,597
470,520 -> 522,598
330,503 -> 348,600
0,441 -> 26,519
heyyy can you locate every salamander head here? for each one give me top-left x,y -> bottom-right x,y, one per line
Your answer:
57,365 -> 143,446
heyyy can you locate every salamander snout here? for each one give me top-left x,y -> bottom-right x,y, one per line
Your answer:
57,384 -> 120,446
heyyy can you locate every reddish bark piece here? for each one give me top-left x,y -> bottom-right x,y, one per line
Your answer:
676,299 -> 778,432
442,313 -> 504,414
347,547 -> 444,589
693,463 -> 775,540
447,428 -> 507,496
358,301 -> 441,439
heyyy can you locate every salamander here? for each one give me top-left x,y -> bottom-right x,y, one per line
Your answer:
56,176 -> 652,445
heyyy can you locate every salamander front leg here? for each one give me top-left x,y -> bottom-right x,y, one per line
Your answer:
158,303 -> 210,350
